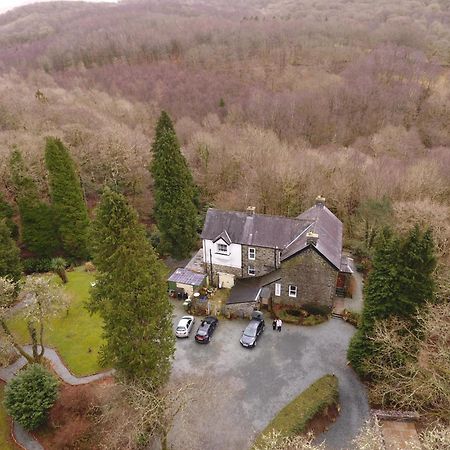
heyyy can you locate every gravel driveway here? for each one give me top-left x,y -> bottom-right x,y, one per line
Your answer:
170,301 -> 369,450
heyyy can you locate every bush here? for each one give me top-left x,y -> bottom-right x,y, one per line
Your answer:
342,309 -> 361,328
302,303 -> 331,316
255,374 -> 339,444
4,364 -> 58,431
84,261 -> 96,272
302,315 -> 327,326
22,257 -> 53,274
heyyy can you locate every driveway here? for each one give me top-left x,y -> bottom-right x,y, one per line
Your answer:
169,301 -> 369,450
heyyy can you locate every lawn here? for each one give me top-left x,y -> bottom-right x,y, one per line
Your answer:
0,383 -> 16,450
7,269 -> 106,377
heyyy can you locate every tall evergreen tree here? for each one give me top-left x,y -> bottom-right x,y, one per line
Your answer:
88,188 -> 174,384
0,219 -> 22,282
9,149 -> 59,257
45,137 -> 90,260
0,192 -> 18,240
150,111 -> 198,259
348,226 -> 436,375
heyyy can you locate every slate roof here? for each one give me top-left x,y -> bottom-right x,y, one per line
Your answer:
226,270 -> 282,305
202,202 -> 345,272
168,268 -> 206,286
281,204 -> 343,270
201,209 -> 311,249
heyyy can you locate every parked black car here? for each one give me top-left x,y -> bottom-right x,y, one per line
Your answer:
194,316 -> 218,343
240,311 -> 265,348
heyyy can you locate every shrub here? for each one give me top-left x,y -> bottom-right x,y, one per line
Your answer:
22,257 -> 53,274
84,261 -> 96,272
302,304 -> 330,316
255,374 -> 339,445
302,315 -> 327,326
4,364 -> 58,431
342,310 -> 361,328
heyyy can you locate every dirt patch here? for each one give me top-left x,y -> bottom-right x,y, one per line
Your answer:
306,403 -> 340,435
34,379 -> 112,450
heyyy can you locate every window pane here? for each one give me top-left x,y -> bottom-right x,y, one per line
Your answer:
275,283 -> 281,296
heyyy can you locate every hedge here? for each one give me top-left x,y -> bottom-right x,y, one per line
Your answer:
255,374 -> 339,445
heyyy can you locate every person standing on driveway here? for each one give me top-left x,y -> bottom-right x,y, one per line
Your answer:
272,318 -> 277,331
276,318 -> 282,332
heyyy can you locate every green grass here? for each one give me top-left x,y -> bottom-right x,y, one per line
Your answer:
255,375 -> 339,445
0,384 -> 16,450
7,270 -> 106,377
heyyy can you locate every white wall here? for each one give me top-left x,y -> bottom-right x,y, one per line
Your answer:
203,239 -> 242,269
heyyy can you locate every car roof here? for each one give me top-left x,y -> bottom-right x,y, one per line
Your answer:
204,316 -> 217,323
178,317 -> 193,326
246,321 -> 260,331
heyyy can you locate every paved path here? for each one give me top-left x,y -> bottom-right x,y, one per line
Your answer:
0,346 -> 113,450
169,300 -> 369,450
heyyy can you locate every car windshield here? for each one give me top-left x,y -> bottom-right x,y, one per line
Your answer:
244,327 -> 256,337
197,329 -> 207,336
176,326 -> 185,331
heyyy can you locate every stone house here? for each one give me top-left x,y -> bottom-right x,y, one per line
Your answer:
200,197 -> 353,316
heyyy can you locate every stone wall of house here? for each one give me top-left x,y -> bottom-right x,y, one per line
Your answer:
272,247 -> 338,313
205,263 -> 242,286
222,301 -> 258,319
241,245 -> 278,278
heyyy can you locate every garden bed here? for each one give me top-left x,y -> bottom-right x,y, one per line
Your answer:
254,374 -> 339,445
276,308 -> 328,326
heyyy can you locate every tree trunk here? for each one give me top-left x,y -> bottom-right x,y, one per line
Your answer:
58,269 -> 68,284
27,321 -> 41,363
0,319 -> 34,364
161,432 -> 168,450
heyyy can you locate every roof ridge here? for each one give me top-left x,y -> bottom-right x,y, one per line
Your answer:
207,207 -> 311,222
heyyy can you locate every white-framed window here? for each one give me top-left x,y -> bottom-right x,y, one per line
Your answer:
248,247 -> 256,260
248,266 -> 256,276
217,243 -> 228,254
288,285 -> 297,298
274,283 -> 281,296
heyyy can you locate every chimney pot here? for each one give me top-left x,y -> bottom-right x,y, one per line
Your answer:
246,206 -> 256,216
306,231 -> 319,246
315,195 -> 326,207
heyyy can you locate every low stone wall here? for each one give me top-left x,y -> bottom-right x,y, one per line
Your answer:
222,301 -> 257,319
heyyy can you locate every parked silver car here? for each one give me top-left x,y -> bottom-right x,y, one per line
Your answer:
175,315 -> 196,338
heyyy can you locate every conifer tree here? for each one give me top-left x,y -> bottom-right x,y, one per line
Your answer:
150,111 -> 198,259
9,149 -> 59,257
88,188 -> 174,384
0,192 -> 18,240
0,219 -> 22,282
45,137 -> 90,260
348,226 -> 436,375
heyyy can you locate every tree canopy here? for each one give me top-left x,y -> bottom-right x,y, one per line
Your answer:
150,111 -> 198,259
9,149 -> 59,258
348,225 -> 436,375
88,187 -> 174,384
0,219 -> 22,282
45,137 -> 90,260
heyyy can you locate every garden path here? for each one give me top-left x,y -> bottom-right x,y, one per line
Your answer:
0,346 -> 113,450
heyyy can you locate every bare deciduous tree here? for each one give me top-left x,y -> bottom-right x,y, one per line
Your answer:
0,276 -> 67,365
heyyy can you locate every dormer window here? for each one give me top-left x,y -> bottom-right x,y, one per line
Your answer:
217,243 -> 228,254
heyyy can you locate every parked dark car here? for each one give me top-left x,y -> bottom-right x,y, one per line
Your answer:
195,316 -> 218,343
240,311 -> 265,348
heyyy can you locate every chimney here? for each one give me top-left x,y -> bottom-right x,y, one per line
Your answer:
315,195 -> 326,207
246,206 -> 256,216
306,231 -> 319,246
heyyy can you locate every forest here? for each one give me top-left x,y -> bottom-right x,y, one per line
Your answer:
0,0 -> 449,294
0,1 -> 449,449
